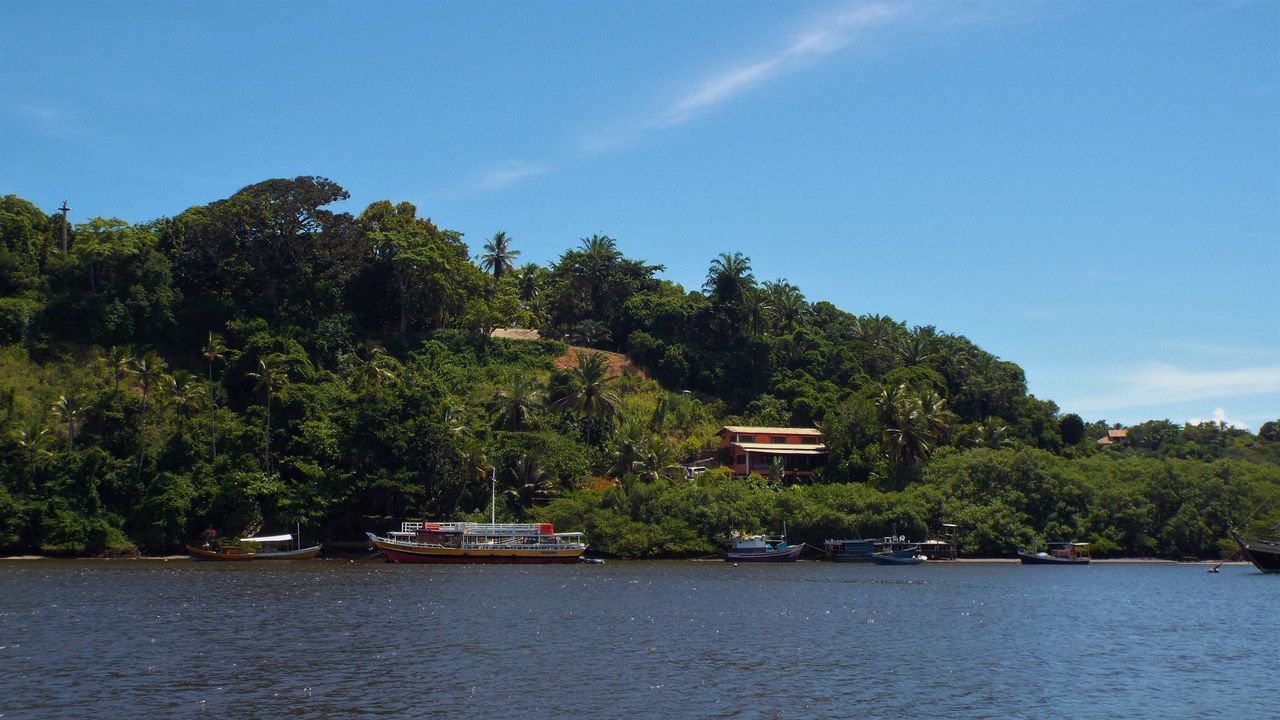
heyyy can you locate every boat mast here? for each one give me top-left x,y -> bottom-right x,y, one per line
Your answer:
490,466 -> 496,525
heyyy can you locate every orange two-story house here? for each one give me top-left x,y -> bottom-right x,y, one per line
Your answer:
717,426 -> 827,480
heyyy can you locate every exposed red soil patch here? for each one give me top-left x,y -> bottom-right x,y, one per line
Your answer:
553,346 -> 647,380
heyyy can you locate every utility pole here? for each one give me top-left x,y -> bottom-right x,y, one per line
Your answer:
58,201 -> 71,253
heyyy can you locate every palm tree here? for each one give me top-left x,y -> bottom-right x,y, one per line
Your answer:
897,332 -> 940,367
247,353 -> 289,473
579,234 -> 620,258
633,436 -> 683,484
129,351 -> 167,403
553,351 -> 621,445
488,373 -> 543,431
608,420 -> 648,478
877,383 -> 952,471
167,370 -> 203,431
742,287 -> 773,338
516,264 -> 542,304
349,344 -> 398,400
202,333 -> 227,459
568,319 -> 611,347
50,395 -> 90,451
478,230 -> 519,279
763,279 -> 810,335
14,421 -> 54,486
703,252 -> 754,306
505,453 -> 559,509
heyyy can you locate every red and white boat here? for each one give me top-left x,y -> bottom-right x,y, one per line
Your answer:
367,521 -> 586,564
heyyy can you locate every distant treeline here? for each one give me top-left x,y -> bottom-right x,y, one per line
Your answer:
1,179 -> 1276,557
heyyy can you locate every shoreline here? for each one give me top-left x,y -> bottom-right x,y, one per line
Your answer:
0,554 -> 1253,565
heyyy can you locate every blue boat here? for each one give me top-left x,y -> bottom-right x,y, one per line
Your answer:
869,547 -> 927,565
725,534 -> 804,562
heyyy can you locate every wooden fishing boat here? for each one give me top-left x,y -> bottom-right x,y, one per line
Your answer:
1231,530 -> 1280,573
1018,542 -> 1091,565
186,544 -> 255,561
241,533 -> 321,560
725,534 -> 804,562
367,521 -> 586,564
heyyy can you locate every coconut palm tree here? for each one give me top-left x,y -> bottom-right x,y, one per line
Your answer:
202,332 -> 228,459
167,370 -> 203,431
553,351 -> 621,445
478,230 -> 519,279
488,373 -> 544,432
633,436 -> 683,484
516,264 -> 543,304
348,344 -> 398,400
505,453 -> 559,509
247,353 -> 289,473
568,319 -> 611,348
129,351 -> 167,403
608,420 -> 648,478
14,421 -> 53,486
50,395 -> 89,451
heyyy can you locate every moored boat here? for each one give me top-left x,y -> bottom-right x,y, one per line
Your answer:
824,538 -> 876,562
725,534 -> 804,562
1231,530 -> 1280,573
187,544 -> 255,561
367,521 -> 586,564
870,548 -> 927,565
1018,542 -> 1091,565
241,533 -> 321,560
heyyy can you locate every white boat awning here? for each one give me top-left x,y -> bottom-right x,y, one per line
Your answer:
240,534 -> 292,543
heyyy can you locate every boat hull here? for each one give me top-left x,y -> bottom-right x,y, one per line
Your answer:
370,536 -> 583,564
255,545 -> 322,560
1017,552 -> 1090,565
1232,531 -> 1280,573
870,554 -> 925,565
187,545 -> 255,561
725,545 -> 804,562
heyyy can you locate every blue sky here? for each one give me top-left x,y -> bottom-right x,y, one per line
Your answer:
3,1 -> 1277,429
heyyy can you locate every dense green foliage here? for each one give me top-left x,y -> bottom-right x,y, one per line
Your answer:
1,181 -> 1277,557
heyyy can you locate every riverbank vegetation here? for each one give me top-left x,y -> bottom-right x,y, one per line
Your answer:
2,180 -> 1277,558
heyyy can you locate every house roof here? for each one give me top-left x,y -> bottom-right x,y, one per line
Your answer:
718,426 -> 822,436
731,442 -> 828,455
1108,429 -> 1129,438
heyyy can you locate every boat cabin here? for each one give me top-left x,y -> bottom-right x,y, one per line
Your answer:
1045,542 -> 1090,561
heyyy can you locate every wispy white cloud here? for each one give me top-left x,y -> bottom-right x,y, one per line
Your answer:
471,160 -> 552,191
660,3 -> 905,127
1068,362 -> 1280,414
582,2 -> 912,153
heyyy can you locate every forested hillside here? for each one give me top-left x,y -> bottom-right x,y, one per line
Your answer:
2,178 -> 1277,557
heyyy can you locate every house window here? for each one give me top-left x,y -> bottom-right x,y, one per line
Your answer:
737,435 -> 756,443
735,455 -> 746,465
771,436 -> 787,444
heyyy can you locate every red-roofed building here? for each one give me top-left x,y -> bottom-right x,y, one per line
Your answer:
717,426 -> 827,480
1096,428 -> 1129,446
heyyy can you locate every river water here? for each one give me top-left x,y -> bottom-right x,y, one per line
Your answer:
0,559 -> 1270,719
